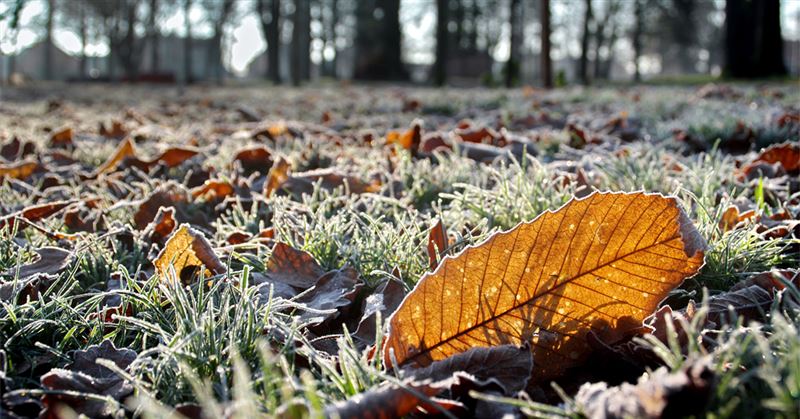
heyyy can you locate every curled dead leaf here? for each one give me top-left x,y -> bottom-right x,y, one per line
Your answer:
153,224 -> 226,285
384,191 -> 706,384
0,160 -> 38,180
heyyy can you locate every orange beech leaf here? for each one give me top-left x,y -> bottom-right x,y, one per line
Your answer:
143,206 -> 177,246
153,224 -> 226,285
753,142 -> 800,172
0,160 -> 38,180
427,219 -> 447,270
190,180 -> 235,201
93,137 -> 136,176
49,127 -> 74,148
383,191 -> 706,384
149,147 -> 199,168
263,157 -> 291,197
99,120 -> 128,139
386,121 -> 422,151
0,200 -> 74,231
265,242 -> 325,288
232,146 -> 272,174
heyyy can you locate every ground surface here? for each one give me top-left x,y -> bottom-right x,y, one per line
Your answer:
0,82 -> 798,418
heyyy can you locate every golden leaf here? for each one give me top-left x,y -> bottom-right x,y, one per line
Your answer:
93,137 -> 136,176
153,224 -> 226,285
383,191 -> 706,383
0,160 -> 38,180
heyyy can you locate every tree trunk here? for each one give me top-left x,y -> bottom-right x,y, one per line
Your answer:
505,0 -> 521,87
258,0 -> 281,83
149,0 -> 160,73
540,0 -> 552,88
433,0 -> 448,86
183,0 -> 193,83
353,0 -> 406,80
724,0 -> 786,78
578,0 -> 593,85
291,0 -> 311,85
330,0 -> 338,78
632,0 -> 642,82
44,0 -> 54,80
80,4 -> 88,79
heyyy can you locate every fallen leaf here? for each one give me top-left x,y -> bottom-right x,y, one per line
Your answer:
0,200 -> 74,232
263,157 -> 291,197
1,247 -> 74,280
573,357 -> 714,419
383,191 -> 706,384
297,266 -> 362,326
386,121 -> 421,151
40,340 -> 136,418
142,206 -> 177,246
92,137 -> 136,176
190,179 -> 235,202
49,127 -> 73,148
153,224 -> 226,284
427,219 -> 447,270
752,142 -> 800,172
265,242 -> 325,289
99,120 -> 127,139
232,145 -> 272,174
355,278 -> 406,345
0,160 -> 38,180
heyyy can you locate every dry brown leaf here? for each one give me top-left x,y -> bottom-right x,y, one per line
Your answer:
153,224 -> 226,284
383,191 -> 706,383
386,122 -> 421,151
190,180 -> 235,202
427,219 -> 447,270
143,206 -> 177,246
232,146 -> 272,174
0,200 -> 73,231
265,242 -> 325,288
0,247 -> 73,280
263,157 -> 291,197
93,137 -> 136,176
99,120 -> 128,139
49,127 -> 73,148
0,160 -> 38,180
753,142 -> 800,172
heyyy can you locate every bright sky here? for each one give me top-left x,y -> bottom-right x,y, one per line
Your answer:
2,0 -> 799,75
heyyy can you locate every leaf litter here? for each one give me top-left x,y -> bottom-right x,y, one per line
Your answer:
0,84 -> 798,418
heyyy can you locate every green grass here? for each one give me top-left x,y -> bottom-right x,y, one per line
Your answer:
2,83 -> 798,418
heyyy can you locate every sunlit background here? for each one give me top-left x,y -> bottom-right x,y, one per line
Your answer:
0,0 -> 798,85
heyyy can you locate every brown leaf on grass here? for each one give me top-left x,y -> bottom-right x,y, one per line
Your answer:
752,142 -> 800,172
142,206 -> 177,246
141,146 -> 199,169
1,136 -> 36,160
40,340 -> 136,419
326,346 -> 531,419
427,219 -> 447,270
263,157 -> 291,197
573,357 -> 714,419
153,224 -> 226,285
0,247 -> 74,280
99,120 -> 128,139
190,179 -> 235,202
355,278 -> 406,345
49,127 -> 73,148
265,242 -> 326,289
718,205 -> 757,232
0,160 -> 38,180
383,191 -> 706,384
92,137 -> 136,177
133,182 -> 209,230
233,145 -> 272,174
0,200 -> 74,231
407,344 -> 533,394
298,266 -> 362,325
455,125 -> 502,145
386,121 -> 422,151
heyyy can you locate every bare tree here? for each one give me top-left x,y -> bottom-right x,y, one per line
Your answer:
44,0 -> 54,80
1,0 -> 27,83
540,0 -> 552,88
256,0 -> 281,83
291,0 -> 311,85
505,0 -> 522,87
433,0 -> 448,86
203,0 -> 234,84
183,0 -> 193,82
725,0 -> 786,78
632,0 -> 643,81
578,0 -> 593,85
